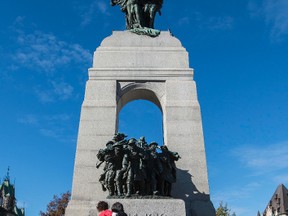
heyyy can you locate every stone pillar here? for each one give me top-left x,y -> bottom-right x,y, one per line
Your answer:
66,81 -> 118,215
164,80 -> 215,215
66,31 -> 215,216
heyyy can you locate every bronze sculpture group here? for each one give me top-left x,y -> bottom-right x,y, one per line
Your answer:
96,133 -> 180,198
110,0 -> 163,36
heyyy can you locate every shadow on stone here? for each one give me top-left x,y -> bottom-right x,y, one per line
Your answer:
173,169 -> 215,216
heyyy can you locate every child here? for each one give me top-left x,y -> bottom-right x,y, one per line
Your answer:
111,202 -> 128,216
97,201 -> 112,216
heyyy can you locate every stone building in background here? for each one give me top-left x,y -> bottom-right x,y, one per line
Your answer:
0,171 -> 25,216
259,184 -> 288,216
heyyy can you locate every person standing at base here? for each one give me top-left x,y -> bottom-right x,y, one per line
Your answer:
97,201 -> 112,216
111,202 -> 128,216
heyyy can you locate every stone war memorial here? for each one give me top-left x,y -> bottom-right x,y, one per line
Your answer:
65,1 -> 216,216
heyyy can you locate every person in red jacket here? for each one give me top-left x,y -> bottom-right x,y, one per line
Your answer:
97,201 -> 112,216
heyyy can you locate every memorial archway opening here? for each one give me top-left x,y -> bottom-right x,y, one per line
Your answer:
117,98 -> 164,145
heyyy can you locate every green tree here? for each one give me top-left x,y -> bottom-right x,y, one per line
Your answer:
40,191 -> 71,216
216,201 -> 236,216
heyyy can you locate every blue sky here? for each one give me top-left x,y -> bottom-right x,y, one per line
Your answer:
1,0 -> 288,215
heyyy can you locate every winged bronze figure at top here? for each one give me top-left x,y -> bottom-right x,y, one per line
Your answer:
110,0 -> 163,37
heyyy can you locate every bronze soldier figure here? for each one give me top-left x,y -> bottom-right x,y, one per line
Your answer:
146,141 -> 163,195
96,133 -> 127,196
123,138 -> 146,197
159,145 -> 181,196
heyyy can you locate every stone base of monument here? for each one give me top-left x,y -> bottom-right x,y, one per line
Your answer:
65,199 -> 186,216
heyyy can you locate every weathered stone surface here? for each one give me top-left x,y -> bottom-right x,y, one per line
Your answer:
66,199 -> 185,216
66,31 -> 215,216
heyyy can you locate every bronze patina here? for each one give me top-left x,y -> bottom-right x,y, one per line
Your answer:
96,133 -> 181,198
110,0 -> 163,37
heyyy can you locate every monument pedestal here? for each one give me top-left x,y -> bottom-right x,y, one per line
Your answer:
66,31 -> 215,216
66,199 -> 186,216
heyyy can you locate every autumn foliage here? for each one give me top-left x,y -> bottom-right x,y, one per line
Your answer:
40,191 -> 71,216
216,201 -> 236,216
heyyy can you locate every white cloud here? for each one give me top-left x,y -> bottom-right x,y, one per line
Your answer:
178,16 -> 190,26
39,128 -> 76,143
39,128 -> 59,138
34,81 -> 74,103
18,113 -> 75,142
179,12 -> 234,30
97,1 -> 109,14
18,114 -> 71,125
273,174 -> 288,185
34,88 -> 55,103
248,0 -> 288,41
79,1 -> 110,26
206,16 -> 234,30
212,182 -> 261,216
263,0 -> 288,40
232,141 -> 288,174
17,115 -> 39,125
213,182 -> 261,203
11,17 -> 92,73
44,114 -> 71,122
51,81 -> 74,100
